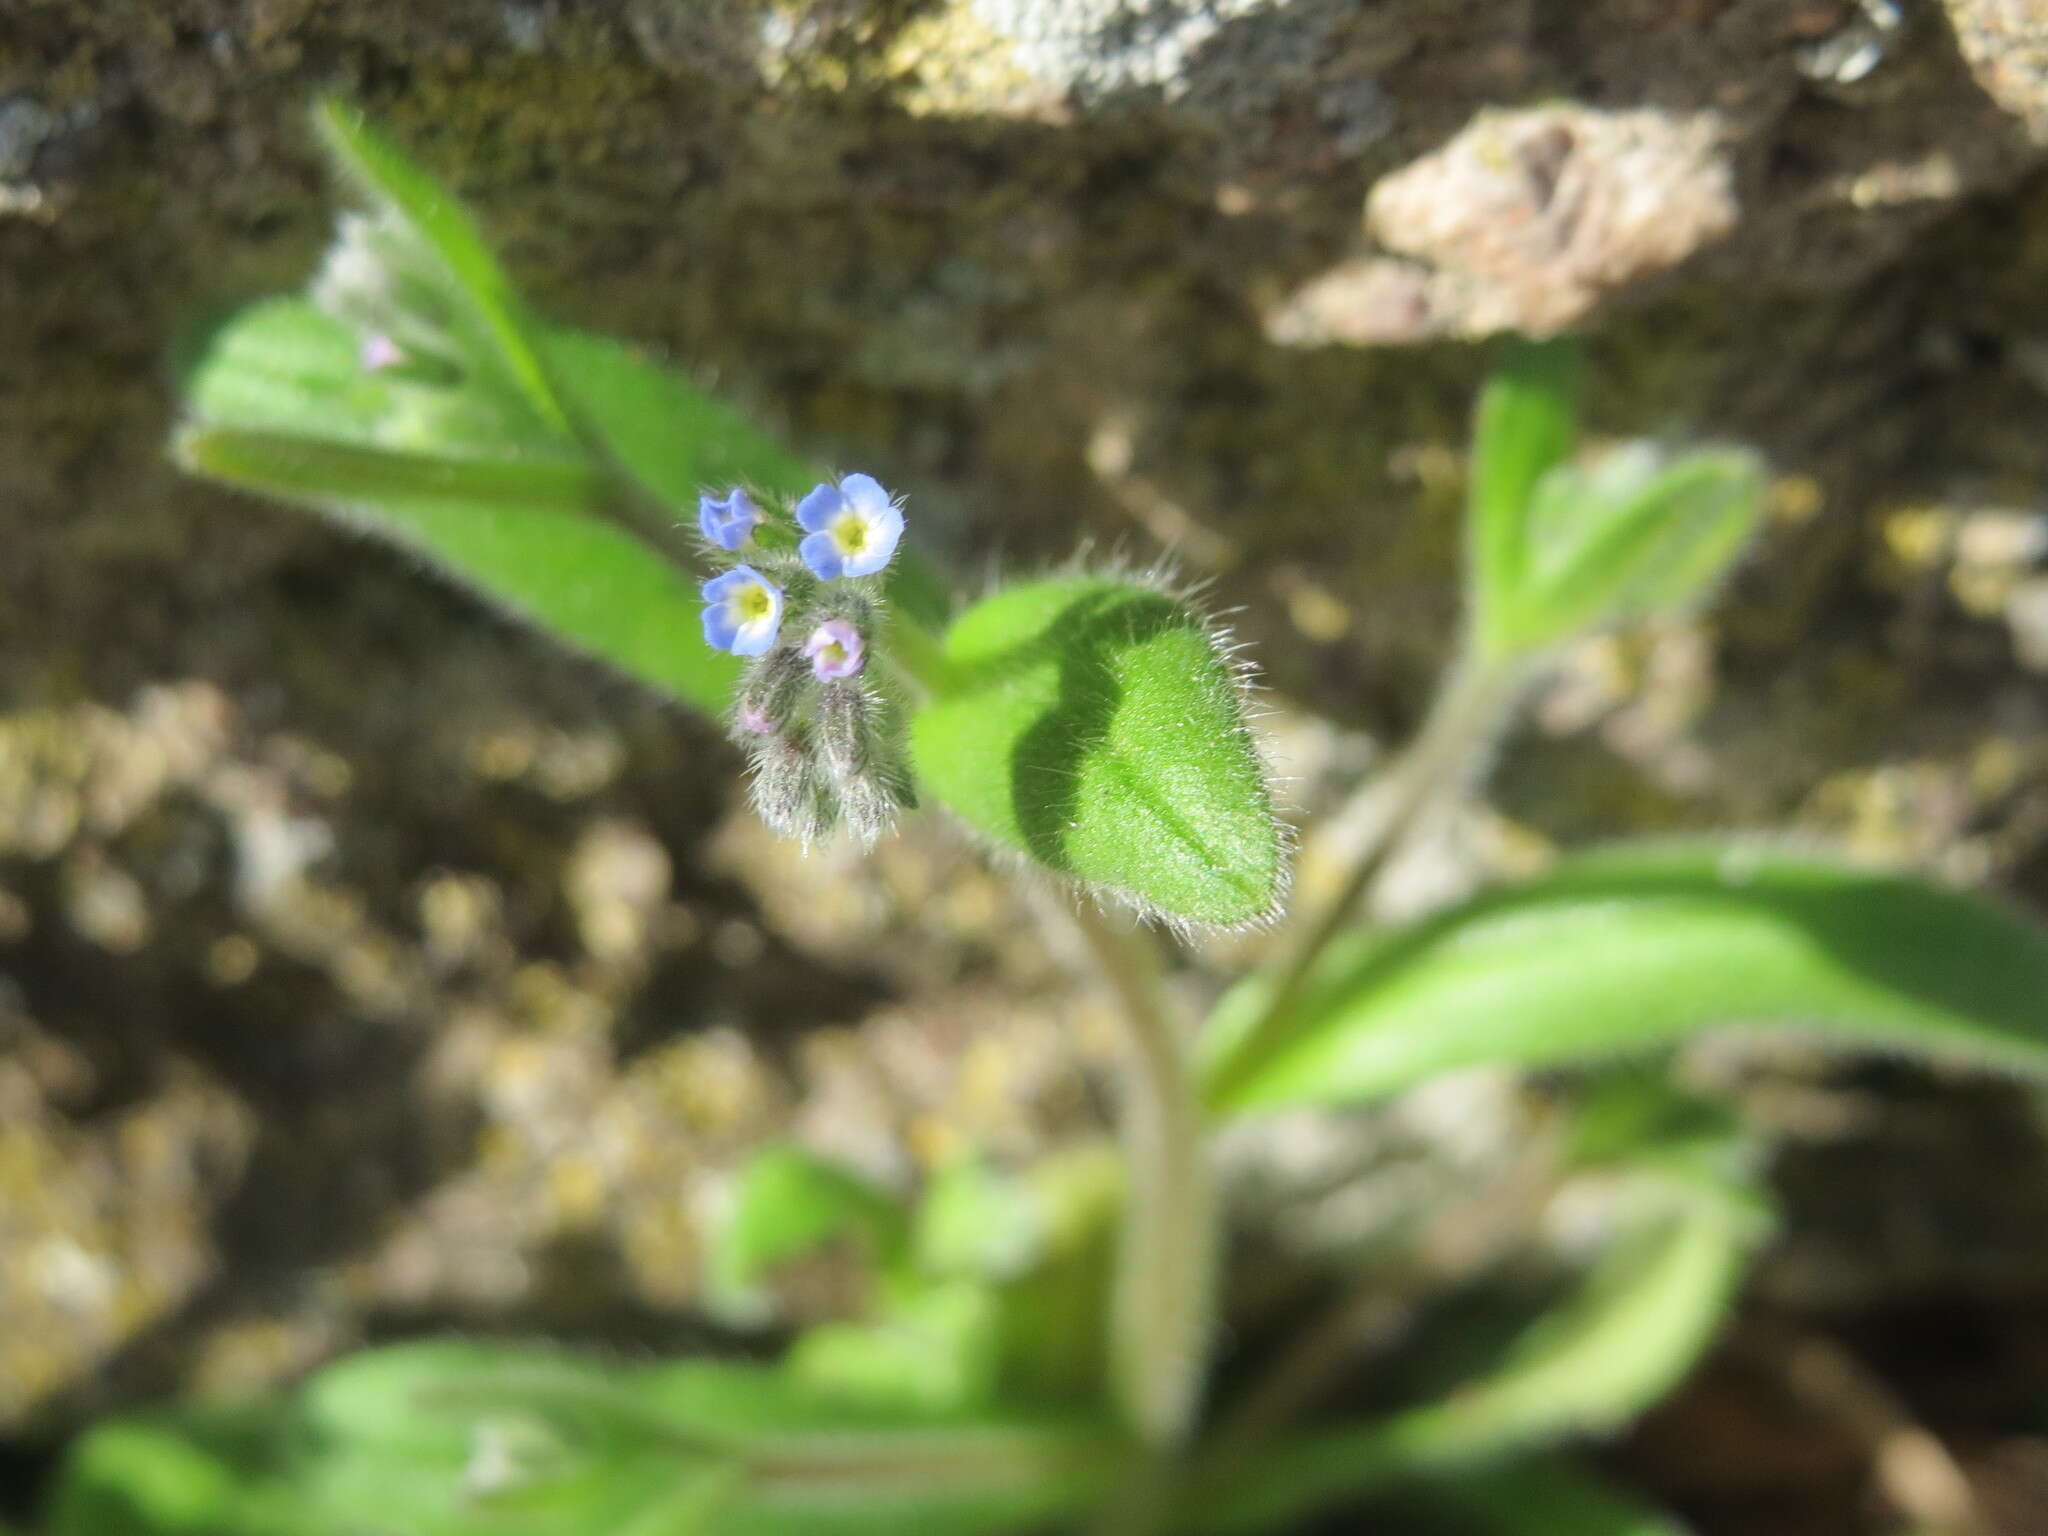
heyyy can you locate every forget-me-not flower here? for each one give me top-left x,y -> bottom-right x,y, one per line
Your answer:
802,619 -> 866,680
701,565 -> 784,655
796,474 -> 904,580
699,488 -> 761,551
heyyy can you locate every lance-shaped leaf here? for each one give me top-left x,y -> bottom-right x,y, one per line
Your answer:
1205,841 -> 2048,1114
303,1343 -> 1124,1536
1186,1180 -> 1758,1533
177,424 -> 741,713
534,325 -> 815,515
909,575 -> 1283,928
313,98 -> 565,431
628,1357 -> 1124,1536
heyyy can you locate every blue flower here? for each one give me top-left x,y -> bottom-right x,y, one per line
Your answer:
796,474 -> 904,580
701,565 -> 784,655
698,487 -> 760,551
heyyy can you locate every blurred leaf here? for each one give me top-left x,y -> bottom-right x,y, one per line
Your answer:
534,325 -> 816,514
295,1342 -> 736,1535
788,1279 -> 1005,1412
54,1340 -> 1122,1536
175,421 -> 740,713
987,1146 -> 1121,1406
915,1159 -> 1045,1283
177,297 -> 530,453
46,1408 -> 306,1536
910,575 -> 1282,927
179,427 -> 603,511
1411,1456 -> 1693,1536
707,1146 -> 908,1318
1187,1184 -> 1756,1534
1563,1069 -> 1748,1181
630,1359 -> 1125,1536
1468,338 -> 1580,639
1205,841 -> 2048,1114
1482,444 -> 1765,658
313,98 -> 565,430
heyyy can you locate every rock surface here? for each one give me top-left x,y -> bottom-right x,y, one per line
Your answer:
4,3 -> 2048,1525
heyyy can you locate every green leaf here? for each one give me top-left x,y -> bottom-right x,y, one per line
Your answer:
985,1146 -> 1120,1406
1468,338 -> 1580,642
629,1359 -> 1125,1536
175,424 -> 740,714
1186,1185 -> 1754,1534
47,1407 -> 308,1536
1529,447 -> 1764,630
788,1279 -> 1005,1412
1484,445 -> 1765,658
1409,1456 -> 1693,1536
177,298 -> 530,454
909,575 -> 1282,927
534,326 -> 817,513
706,1147 -> 908,1318
179,427 -> 603,511
1205,841 -> 2048,1114
293,1343 -> 738,1536
914,1159 -> 1045,1283
313,99 -> 565,431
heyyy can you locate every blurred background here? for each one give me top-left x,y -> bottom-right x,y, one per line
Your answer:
6,2 -> 2048,1531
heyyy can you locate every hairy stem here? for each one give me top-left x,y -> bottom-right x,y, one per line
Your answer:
1204,655 -> 1525,1107
1066,900 -> 1215,1453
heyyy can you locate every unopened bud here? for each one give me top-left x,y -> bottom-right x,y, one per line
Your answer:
813,682 -> 914,849
746,732 -> 835,846
732,648 -> 810,744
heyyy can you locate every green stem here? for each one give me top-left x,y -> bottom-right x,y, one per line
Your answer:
1067,900 -> 1214,1455
1203,654 -> 1526,1109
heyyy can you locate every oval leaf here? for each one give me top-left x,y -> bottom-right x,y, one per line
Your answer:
909,576 -> 1282,927
1206,841 -> 2048,1113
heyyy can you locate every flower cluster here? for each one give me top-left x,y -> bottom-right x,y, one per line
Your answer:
696,475 -> 915,849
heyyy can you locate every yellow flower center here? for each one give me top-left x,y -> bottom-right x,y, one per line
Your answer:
735,583 -> 774,622
832,512 -> 870,556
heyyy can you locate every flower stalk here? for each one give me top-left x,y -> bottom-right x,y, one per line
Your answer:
1066,900 -> 1215,1452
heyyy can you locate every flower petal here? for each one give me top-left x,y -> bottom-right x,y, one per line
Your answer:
702,603 -> 741,651
796,482 -> 847,532
840,503 -> 904,578
800,530 -> 847,580
729,616 -> 779,656
698,488 -> 757,551
839,473 -> 892,514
